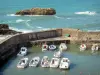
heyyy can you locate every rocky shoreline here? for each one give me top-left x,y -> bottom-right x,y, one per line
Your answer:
0,24 -> 21,35
15,8 -> 56,15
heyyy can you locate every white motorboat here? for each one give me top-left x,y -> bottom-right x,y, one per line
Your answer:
42,44 -> 48,52
17,57 -> 28,69
54,50 -> 62,58
59,43 -> 67,51
79,44 -> 86,51
91,44 -> 99,53
49,45 -> 56,51
50,58 -> 60,68
41,56 -> 50,68
17,47 -> 27,56
29,57 -> 40,67
59,58 -> 70,69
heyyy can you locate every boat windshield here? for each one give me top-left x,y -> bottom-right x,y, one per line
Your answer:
22,49 -> 25,51
63,59 -> 67,62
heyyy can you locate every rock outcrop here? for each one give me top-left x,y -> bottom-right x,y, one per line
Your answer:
15,8 -> 56,15
0,24 -> 21,35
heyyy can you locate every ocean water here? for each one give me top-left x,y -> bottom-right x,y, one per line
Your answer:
1,44 -> 100,75
0,0 -> 100,33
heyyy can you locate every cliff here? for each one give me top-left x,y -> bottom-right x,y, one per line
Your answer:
15,8 -> 56,15
0,24 -> 21,35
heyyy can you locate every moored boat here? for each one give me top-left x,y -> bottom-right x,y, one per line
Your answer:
17,57 -> 28,69
17,47 -> 27,56
59,58 -> 70,69
91,44 -> 99,53
54,50 -> 62,58
41,56 -> 50,68
59,43 -> 67,51
79,44 -> 86,51
29,56 -> 40,67
49,45 -> 56,51
42,44 -> 48,52
50,58 -> 60,68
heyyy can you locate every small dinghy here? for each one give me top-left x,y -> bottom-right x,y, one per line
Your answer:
54,50 -> 62,58
29,57 -> 40,67
59,43 -> 67,51
49,45 -> 56,51
91,44 -> 99,53
17,47 -> 27,56
42,44 -> 48,52
17,57 -> 28,69
50,58 -> 60,68
41,56 -> 50,68
59,58 -> 70,69
79,44 -> 86,51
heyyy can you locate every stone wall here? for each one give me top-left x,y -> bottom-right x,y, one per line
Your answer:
78,31 -> 100,41
0,29 -> 62,67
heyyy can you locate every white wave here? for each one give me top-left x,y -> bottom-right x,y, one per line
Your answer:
36,26 -> 43,29
7,14 -> 20,16
54,15 -> 64,19
67,18 -> 71,19
87,30 -> 100,32
7,14 -> 45,17
16,19 -> 31,23
25,21 -> 34,29
75,11 -> 96,15
9,27 -> 33,33
54,15 -> 71,20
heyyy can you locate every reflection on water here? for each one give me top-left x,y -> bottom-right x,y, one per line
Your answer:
0,44 -> 100,75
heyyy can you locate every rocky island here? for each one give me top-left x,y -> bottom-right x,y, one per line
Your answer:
15,8 -> 56,15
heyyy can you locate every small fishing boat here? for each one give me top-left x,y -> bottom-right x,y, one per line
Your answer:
29,57 -> 40,67
42,44 -> 48,52
91,44 -> 99,53
50,58 -> 60,68
59,58 -> 70,69
41,56 -> 50,68
59,43 -> 67,51
79,44 -> 86,51
49,45 -> 56,51
17,47 -> 27,56
17,57 -> 28,69
54,50 -> 62,58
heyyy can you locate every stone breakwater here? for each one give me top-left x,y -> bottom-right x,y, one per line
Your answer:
0,28 -> 100,68
0,29 -> 62,67
15,8 -> 56,15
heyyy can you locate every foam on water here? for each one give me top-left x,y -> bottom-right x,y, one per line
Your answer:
16,19 -> 31,23
75,11 -> 96,15
36,26 -> 43,29
7,14 -> 20,16
54,15 -> 71,19
7,14 -> 45,17
9,27 -> 33,33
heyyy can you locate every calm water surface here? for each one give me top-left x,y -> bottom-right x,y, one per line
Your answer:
1,44 -> 100,75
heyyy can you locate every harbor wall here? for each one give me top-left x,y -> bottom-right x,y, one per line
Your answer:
0,29 -> 62,67
78,31 -> 100,43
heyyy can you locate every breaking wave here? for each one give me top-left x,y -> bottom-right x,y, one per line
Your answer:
16,19 -> 31,23
54,15 -> 71,19
7,14 -> 20,16
7,14 -> 44,17
9,27 -> 33,33
75,11 -> 96,15
9,26 -> 52,33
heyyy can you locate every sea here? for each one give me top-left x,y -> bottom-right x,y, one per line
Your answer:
0,0 -> 100,33
1,44 -> 100,75
1,0 -> 100,75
